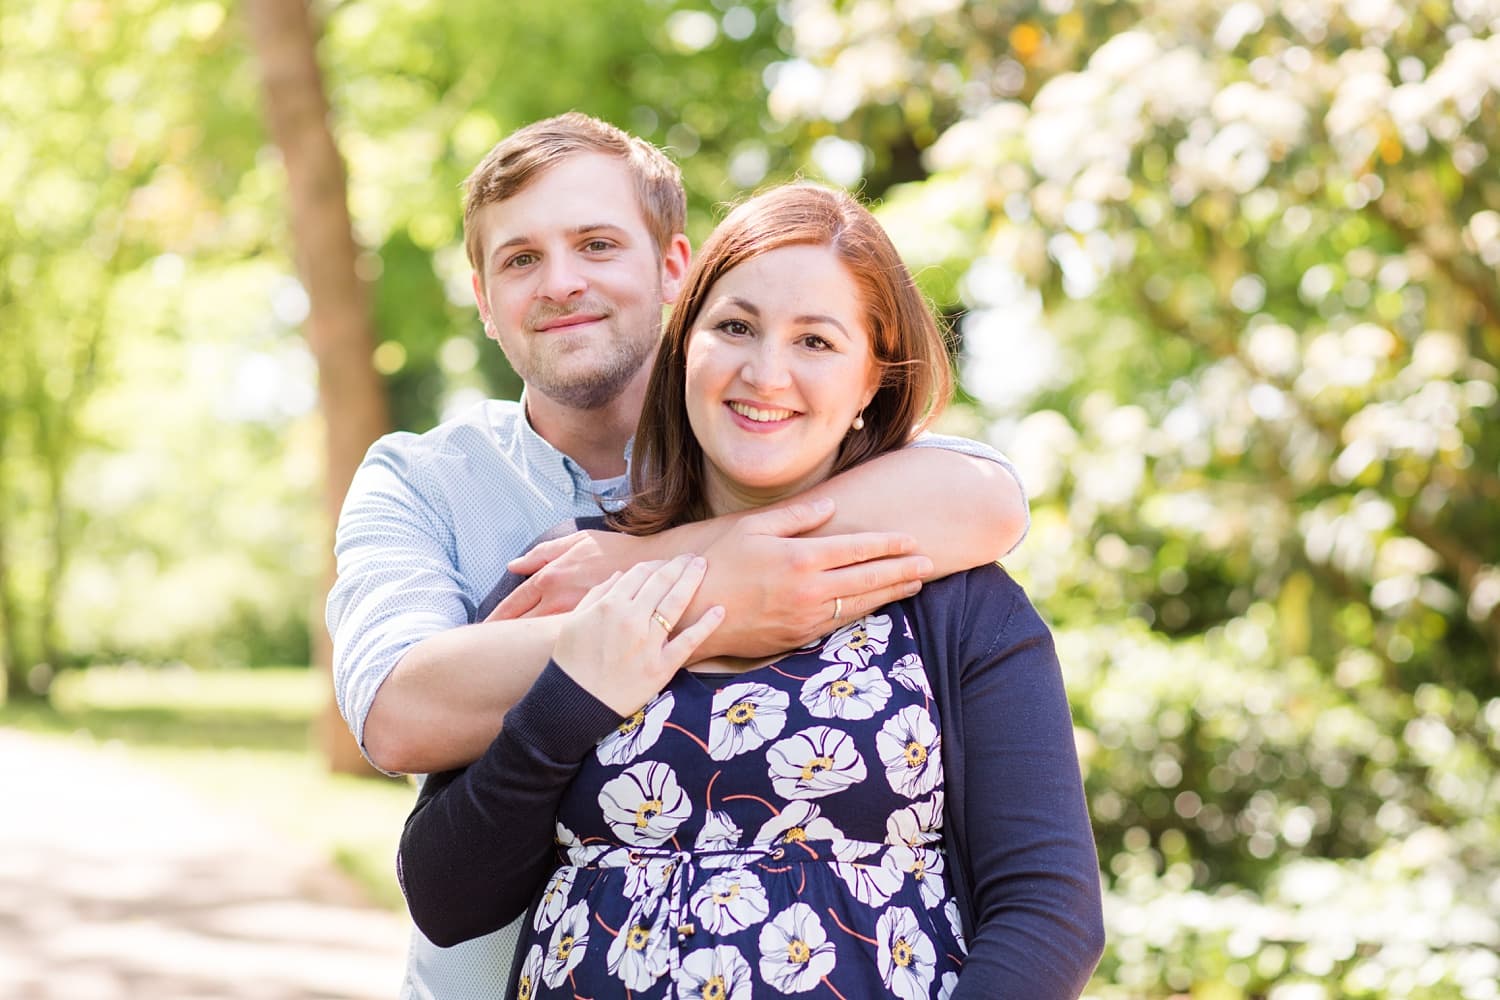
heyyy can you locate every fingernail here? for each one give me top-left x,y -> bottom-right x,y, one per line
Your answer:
814,498 -> 834,512
916,557 -> 934,575
692,555 -> 706,570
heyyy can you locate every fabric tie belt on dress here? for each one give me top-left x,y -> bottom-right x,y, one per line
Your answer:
575,839 -> 939,976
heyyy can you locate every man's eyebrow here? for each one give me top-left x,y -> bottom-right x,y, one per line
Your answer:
487,224 -> 627,267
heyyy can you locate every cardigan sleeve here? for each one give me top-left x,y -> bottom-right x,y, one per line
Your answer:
949,568 -> 1106,999
396,659 -> 625,947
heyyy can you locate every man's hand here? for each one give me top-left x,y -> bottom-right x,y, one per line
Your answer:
553,555 -> 724,716
690,498 -> 932,660
491,530 -> 646,620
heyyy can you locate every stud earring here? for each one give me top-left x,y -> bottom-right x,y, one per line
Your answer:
851,414 -> 865,431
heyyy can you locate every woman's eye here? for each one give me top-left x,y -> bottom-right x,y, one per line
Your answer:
803,334 -> 833,351
718,319 -> 751,337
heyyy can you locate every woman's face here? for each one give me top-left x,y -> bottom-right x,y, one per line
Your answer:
684,243 -> 881,516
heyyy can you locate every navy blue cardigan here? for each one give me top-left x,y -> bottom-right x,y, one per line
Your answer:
399,550 -> 1104,998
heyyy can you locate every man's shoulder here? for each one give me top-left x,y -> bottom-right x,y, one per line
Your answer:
364,398 -> 524,470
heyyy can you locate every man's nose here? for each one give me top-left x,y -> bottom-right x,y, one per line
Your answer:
537,254 -> 586,301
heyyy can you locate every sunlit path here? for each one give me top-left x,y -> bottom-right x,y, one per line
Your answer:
0,729 -> 408,1000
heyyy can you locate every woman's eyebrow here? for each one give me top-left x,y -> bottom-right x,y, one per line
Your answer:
718,297 -> 849,336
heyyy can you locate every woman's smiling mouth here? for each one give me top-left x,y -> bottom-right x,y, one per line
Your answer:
726,401 -> 798,424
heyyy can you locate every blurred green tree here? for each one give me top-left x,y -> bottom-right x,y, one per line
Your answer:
246,0 -> 390,773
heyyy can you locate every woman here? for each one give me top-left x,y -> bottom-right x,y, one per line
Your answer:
398,183 -> 1104,999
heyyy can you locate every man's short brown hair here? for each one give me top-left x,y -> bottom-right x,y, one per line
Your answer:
463,112 -> 686,284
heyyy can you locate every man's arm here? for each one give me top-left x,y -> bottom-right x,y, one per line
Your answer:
362,444 -> 1025,774
500,445 -> 1027,655
361,614 -> 564,775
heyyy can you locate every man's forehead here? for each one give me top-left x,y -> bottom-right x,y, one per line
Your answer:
480,154 -> 647,243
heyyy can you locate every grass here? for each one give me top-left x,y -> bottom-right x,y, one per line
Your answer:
0,664 -> 417,912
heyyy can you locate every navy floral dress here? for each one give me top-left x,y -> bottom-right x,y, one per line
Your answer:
514,608 -> 967,999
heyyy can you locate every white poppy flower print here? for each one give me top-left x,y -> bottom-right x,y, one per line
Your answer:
689,868 -> 770,935
832,855 -> 906,907
820,613 -> 892,668
755,801 -> 846,854
799,663 -> 892,720
600,847 -> 680,897
695,810 -> 755,868
944,898 -> 968,953
515,944 -> 544,1000
696,810 -> 742,852
596,690 -> 675,766
532,866 -> 577,930
606,896 -> 672,991
543,899 -> 591,988
675,944 -> 754,1000
889,845 -> 948,909
599,761 -> 692,845
939,971 -> 959,1000
886,792 -> 944,848
830,837 -> 881,863
889,652 -> 932,698
877,906 -> 937,1000
709,682 -> 789,760
757,902 -> 837,993
876,706 -> 942,799
767,726 -> 867,800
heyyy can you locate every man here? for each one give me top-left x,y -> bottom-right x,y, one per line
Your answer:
328,113 -> 1028,998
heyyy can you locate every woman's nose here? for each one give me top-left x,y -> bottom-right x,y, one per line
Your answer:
740,342 -> 792,390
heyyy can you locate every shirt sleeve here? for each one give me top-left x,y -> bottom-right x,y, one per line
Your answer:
326,434 -> 472,763
908,432 -> 1030,555
952,570 -> 1106,998
396,661 -> 625,948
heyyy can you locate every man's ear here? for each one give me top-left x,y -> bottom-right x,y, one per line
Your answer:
659,233 -> 692,305
472,272 -> 494,338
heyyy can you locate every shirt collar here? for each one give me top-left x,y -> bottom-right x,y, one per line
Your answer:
513,389 -> 632,501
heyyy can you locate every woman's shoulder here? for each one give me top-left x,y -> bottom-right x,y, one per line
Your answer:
915,561 -> 1027,612
908,562 -> 1050,652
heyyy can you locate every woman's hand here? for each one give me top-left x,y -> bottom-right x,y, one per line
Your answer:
552,554 -> 725,716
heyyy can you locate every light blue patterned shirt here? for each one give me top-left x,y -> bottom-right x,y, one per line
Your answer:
326,396 -> 1025,1000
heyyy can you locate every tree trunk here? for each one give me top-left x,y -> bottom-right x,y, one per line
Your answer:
245,0 -> 390,775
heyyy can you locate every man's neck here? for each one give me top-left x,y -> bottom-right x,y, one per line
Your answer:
523,385 -> 642,481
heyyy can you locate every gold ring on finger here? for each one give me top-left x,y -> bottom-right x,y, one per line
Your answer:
651,610 -> 674,632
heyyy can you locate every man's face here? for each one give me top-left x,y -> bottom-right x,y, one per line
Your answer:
470,153 -> 687,411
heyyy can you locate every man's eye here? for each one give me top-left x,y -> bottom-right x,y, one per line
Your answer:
585,240 -> 613,253
507,252 -> 539,269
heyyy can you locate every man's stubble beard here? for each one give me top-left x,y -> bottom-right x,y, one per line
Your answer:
519,309 -> 662,411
